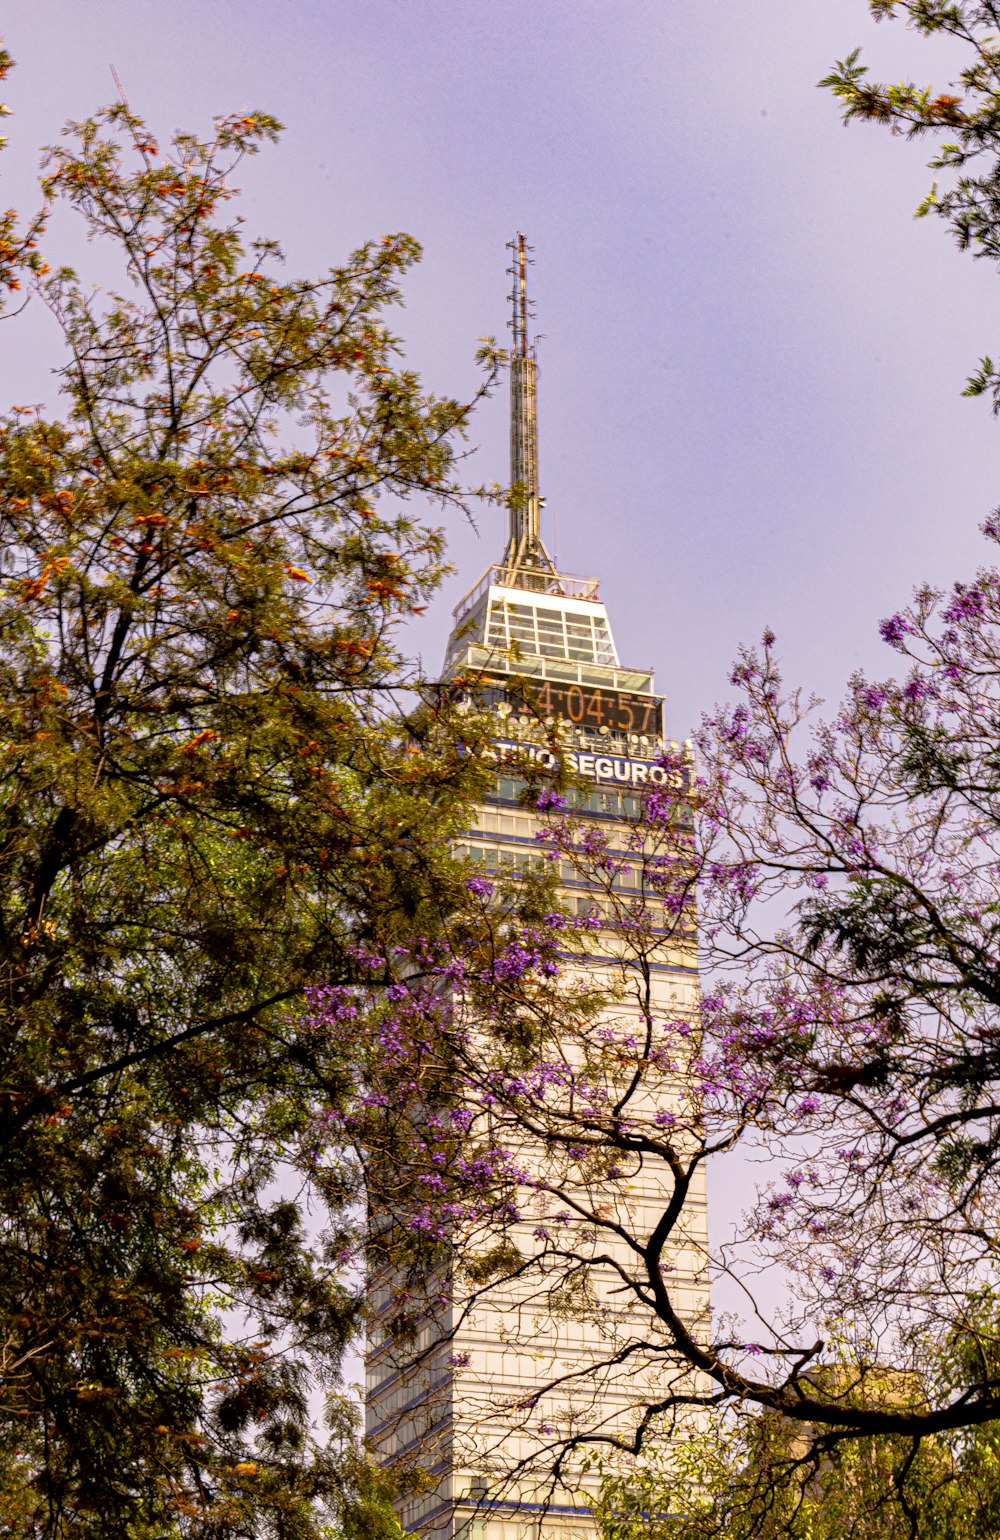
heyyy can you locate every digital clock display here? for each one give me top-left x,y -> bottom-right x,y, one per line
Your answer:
481,675 -> 663,737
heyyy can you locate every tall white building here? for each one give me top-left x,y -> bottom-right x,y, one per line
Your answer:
367,237 -> 708,1540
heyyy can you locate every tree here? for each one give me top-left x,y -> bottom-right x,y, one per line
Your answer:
0,48 -> 46,309
319,5 -> 1000,1512
822,2 -> 1000,408
0,62 -> 505,1536
328,626 -> 1000,1508
595,1343 -> 1000,1540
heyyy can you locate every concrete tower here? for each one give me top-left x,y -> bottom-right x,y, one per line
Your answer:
366,239 -> 709,1540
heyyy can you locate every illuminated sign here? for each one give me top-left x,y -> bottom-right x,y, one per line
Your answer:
484,739 -> 670,786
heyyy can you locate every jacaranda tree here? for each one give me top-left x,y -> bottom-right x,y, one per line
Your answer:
313,6 -> 1000,1529
325,607 -> 1000,1514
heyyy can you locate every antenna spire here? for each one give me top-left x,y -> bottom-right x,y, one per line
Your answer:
504,234 -> 555,578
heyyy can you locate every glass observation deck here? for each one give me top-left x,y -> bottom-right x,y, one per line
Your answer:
443,566 -> 656,698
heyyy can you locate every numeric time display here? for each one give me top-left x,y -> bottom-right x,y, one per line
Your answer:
482,675 -> 663,737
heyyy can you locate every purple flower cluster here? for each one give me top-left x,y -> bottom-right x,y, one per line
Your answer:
879,612 -> 911,647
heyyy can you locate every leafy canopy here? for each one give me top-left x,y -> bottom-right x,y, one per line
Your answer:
822,1 -> 1000,406
0,64 -> 502,1539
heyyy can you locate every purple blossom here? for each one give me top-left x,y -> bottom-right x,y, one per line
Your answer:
942,584 -> 985,625
879,613 -> 911,647
492,942 -> 540,981
535,788 -> 568,811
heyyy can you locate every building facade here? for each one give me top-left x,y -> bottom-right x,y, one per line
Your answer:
366,238 -> 709,1540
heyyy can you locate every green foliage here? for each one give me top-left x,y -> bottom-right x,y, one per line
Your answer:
0,48 -> 46,309
0,68 -> 499,1538
822,4 -> 1000,408
597,1371 -> 1000,1540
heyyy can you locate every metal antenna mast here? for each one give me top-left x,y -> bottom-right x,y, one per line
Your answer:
504,234 -> 556,579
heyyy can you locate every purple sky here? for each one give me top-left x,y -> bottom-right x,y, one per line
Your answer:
1,1 -> 997,736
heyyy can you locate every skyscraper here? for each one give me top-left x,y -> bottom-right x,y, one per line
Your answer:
366,237 -> 709,1540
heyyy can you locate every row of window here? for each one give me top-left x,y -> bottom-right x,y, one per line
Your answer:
476,809 -> 535,840
459,844 -> 545,874
490,775 -> 642,822
458,844 -> 652,902
460,1522 -> 590,1540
